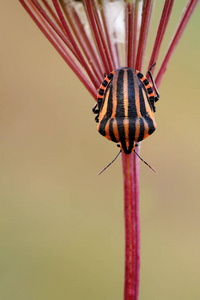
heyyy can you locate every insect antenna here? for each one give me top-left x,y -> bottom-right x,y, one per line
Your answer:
134,150 -> 157,173
98,149 -> 122,176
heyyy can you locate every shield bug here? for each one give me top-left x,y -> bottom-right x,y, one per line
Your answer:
93,64 -> 159,173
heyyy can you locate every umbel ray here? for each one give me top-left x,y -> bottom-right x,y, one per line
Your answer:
93,63 -> 159,175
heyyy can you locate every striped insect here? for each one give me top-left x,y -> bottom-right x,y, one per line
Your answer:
93,64 -> 159,173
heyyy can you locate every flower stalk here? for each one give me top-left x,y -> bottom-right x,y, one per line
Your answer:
155,0 -> 199,88
147,0 -> 175,79
18,1 -> 199,299
122,151 -> 140,300
135,0 -> 153,70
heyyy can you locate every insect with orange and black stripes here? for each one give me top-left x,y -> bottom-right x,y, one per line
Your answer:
93,64 -> 159,174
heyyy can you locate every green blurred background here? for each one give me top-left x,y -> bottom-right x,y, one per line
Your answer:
1,1 -> 200,299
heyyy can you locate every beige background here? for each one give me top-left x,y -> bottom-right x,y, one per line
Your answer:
1,1 -> 200,299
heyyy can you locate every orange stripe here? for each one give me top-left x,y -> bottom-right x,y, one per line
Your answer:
104,119 -> 111,140
133,72 -> 141,117
99,88 -> 110,122
123,70 -> 129,117
142,88 -> 154,120
111,71 -> 119,118
134,118 -> 140,141
123,118 -> 129,146
149,92 -> 154,97
100,84 -> 106,90
146,83 -> 151,89
112,118 -> 119,142
143,119 -> 150,140
126,140 -> 130,150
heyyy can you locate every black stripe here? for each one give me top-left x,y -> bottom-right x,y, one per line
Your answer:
102,80 -> 108,87
98,118 -> 107,136
116,70 -> 125,118
147,87 -> 153,94
143,79 -> 149,85
120,140 -> 134,154
98,89 -> 104,96
106,83 -> 113,118
137,72 -> 143,79
107,73 -> 114,80
97,97 -> 102,111
149,96 -> 155,112
146,117 -> 156,135
109,118 -> 118,143
129,118 -> 136,141
137,118 -> 145,142
139,85 -> 147,116
117,118 -> 125,142
127,69 -> 137,118
120,140 -> 127,153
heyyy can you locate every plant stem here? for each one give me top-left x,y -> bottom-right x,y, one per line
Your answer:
135,0 -> 153,71
122,151 -> 140,300
84,0 -> 112,75
19,0 -> 97,99
155,0 -> 199,88
147,0 -> 175,78
52,0 -> 99,89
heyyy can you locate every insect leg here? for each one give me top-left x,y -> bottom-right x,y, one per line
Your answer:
92,103 -> 100,123
92,103 -> 99,113
148,63 -> 160,102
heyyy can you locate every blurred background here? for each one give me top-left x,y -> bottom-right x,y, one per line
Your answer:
0,1 -> 200,299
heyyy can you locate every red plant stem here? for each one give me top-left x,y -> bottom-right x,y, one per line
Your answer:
61,3 -> 103,82
92,0 -> 115,71
114,29 -> 122,68
31,0 -> 79,61
19,0 -> 97,99
41,0 -> 64,29
132,1 -> 138,70
84,0 -> 111,75
135,0 -> 153,71
147,0 -> 175,78
155,0 -> 199,88
52,0 -> 99,89
100,5 -> 118,70
122,152 -> 140,300
129,0 -> 140,70
126,3 -> 135,68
